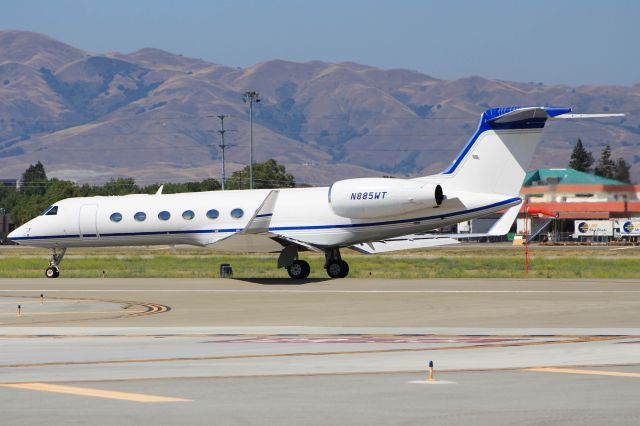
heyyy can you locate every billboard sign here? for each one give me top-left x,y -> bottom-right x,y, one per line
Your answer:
618,220 -> 640,236
574,220 -> 613,237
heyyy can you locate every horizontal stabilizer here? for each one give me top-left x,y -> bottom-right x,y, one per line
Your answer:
350,236 -> 459,254
487,201 -> 521,236
551,113 -> 625,120
487,106 -> 570,125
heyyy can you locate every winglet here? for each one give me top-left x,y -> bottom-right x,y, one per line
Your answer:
155,185 -> 164,195
242,190 -> 279,234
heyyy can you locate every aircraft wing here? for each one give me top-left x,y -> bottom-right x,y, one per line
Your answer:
205,191 -> 325,252
350,201 -> 521,254
206,191 -> 286,252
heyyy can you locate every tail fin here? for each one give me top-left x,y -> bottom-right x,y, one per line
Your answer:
441,106 -> 574,196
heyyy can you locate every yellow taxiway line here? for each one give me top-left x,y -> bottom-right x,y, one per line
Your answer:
0,382 -> 191,402
524,367 -> 640,378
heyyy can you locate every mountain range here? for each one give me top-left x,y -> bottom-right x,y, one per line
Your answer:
1,30 -> 639,186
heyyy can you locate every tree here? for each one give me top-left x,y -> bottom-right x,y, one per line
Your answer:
98,178 -> 138,196
593,144 -> 616,179
568,138 -> 594,172
225,159 -> 295,190
614,157 -> 631,183
20,161 -> 48,196
45,179 -> 80,201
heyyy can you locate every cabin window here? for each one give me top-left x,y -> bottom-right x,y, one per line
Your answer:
134,212 -> 147,222
206,209 -> 219,219
110,212 -> 122,223
231,208 -> 244,219
158,211 -> 171,221
182,210 -> 195,220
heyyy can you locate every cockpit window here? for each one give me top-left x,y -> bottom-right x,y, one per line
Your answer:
41,206 -> 58,216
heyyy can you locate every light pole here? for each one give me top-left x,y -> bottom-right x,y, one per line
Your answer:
242,91 -> 260,189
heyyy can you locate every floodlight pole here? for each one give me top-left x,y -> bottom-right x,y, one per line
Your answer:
243,91 -> 260,190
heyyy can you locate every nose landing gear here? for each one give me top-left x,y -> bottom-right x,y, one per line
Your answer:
45,248 -> 66,278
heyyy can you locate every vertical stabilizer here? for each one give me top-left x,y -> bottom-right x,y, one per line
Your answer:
440,107 -> 570,196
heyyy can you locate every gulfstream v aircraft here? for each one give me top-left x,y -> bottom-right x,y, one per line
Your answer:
8,106 -> 622,279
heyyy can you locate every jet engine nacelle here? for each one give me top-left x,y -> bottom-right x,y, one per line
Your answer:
329,178 -> 444,219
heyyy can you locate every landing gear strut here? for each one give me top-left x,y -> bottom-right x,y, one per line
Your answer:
45,248 -> 66,278
324,248 -> 349,278
278,245 -> 311,279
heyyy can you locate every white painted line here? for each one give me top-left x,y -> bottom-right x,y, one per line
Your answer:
0,290 -> 639,294
408,380 -> 456,385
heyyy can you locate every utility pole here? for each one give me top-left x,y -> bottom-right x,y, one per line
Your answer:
217,115 -> 228,190
0,208 -> 6,242
242,91 -> 261,189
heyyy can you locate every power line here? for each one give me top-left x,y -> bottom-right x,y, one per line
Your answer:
3,127 -> 601,145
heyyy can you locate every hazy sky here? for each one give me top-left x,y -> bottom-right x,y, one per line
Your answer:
2,0 -> 638,86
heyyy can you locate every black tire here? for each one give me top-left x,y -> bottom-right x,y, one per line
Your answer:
287,260 -> 311,279
45,266 -> 59,279
326,260 -> 349,278
337,260 -> 349,278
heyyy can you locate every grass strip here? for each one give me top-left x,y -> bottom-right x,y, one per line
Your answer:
0,254 -> 638,279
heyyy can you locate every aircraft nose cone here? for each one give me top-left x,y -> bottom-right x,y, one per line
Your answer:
7,227 -> 22,242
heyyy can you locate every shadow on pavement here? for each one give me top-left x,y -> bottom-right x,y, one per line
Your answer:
234,278 -> 331,285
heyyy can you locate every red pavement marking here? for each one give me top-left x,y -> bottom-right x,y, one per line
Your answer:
213,337 -> 529,344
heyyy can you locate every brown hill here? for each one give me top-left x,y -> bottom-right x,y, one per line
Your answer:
0,30 -> 638,186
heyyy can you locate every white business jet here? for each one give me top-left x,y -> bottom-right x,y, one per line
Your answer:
8,106 -> 622,279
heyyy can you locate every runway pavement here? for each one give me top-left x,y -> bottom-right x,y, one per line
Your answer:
0,278 -> 638,425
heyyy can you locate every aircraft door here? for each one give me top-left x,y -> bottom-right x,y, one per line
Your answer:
79,204 -> 99,238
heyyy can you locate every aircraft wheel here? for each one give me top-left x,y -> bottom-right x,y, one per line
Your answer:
287,260 -> 310,279
45,266 -> 60,279
327,260 -> 349,278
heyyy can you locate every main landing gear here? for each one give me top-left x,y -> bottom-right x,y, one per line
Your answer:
277,246 -> 350,279
324,247 -> 349,278
287,259 -> 311,279
45,248 -> 66,278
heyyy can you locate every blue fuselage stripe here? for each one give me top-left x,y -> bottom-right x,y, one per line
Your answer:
10,198 -> 520,242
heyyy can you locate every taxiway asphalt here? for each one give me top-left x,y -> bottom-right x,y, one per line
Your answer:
0,278 -> 638,425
